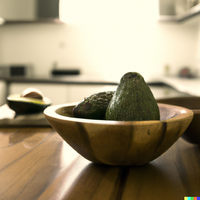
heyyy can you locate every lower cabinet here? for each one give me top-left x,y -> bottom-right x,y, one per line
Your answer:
0,81 -> 6,106
9,83 -> 117,105
10,83 -> 68,105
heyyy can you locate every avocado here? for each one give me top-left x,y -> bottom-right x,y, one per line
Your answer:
7,95 -> 51,114
73,91 -> 114,119
105,72 -> 160,121
7,88 -> 51,114
21,87 -> 43,100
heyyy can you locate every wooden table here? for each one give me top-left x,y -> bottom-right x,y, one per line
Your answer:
0,127 -> 200,200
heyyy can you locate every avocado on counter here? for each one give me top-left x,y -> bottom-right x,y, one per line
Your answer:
7,88 -> 52,115
73,91 -> 114,119
21,87 -> 43,100
105,72 -> 160,121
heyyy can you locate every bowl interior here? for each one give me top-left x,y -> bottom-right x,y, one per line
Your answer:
55,103 -> 189,122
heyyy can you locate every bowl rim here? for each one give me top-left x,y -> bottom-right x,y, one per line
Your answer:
44,103 -> 194,125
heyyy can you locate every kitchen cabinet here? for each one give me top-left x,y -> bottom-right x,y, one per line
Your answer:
9,83 -> 69,105
0,81 -> 6,105
0,0 -> 62,25
159,0 -> 200,22
0,75 -> 119,105
9,83 -> 118,105
9,83 -> 191,106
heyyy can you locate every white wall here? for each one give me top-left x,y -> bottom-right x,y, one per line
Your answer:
0,0 -> 199,82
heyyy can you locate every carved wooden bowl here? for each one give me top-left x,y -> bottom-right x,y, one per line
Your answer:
44,103 -> 193,166
157,97 -> 200,144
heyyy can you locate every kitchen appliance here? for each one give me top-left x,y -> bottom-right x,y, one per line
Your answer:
0,65 -> 33,77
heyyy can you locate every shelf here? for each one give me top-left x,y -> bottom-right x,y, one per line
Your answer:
159,3 -> 200,22
1,18 -> 64,25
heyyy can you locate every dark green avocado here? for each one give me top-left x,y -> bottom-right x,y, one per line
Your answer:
105,72 -> 160,121
7,94 -> 52,115
73,91 -> 114,119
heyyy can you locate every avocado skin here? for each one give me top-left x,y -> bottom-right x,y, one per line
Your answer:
7,95 -> 51,115
105,72 -> 160,121
7,100 -> 50,114
73,91 -> 114,119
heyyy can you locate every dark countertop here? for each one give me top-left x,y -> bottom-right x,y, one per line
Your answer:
0,75 -> 119,85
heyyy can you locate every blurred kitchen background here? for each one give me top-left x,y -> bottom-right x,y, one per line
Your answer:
1,0 -> 200,106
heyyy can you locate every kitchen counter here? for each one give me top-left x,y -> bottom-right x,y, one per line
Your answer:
0,75 -> 119,85
148,76 -> 200,97
161,76 -> 200,96
0,127 -> 200,200
0,75 -> 196,103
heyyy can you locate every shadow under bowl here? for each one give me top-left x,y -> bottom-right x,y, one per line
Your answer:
44,103 -> 193,166
157,97 -> 200,144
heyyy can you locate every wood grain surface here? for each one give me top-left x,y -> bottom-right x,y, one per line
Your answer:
0,127 -> 200,200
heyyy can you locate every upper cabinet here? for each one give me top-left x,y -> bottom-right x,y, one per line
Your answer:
159,0 -> 200,22
0,0 -> 63,25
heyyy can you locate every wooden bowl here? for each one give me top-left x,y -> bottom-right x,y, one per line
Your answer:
157,97 -> 200,144
44,103 -> 193,166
